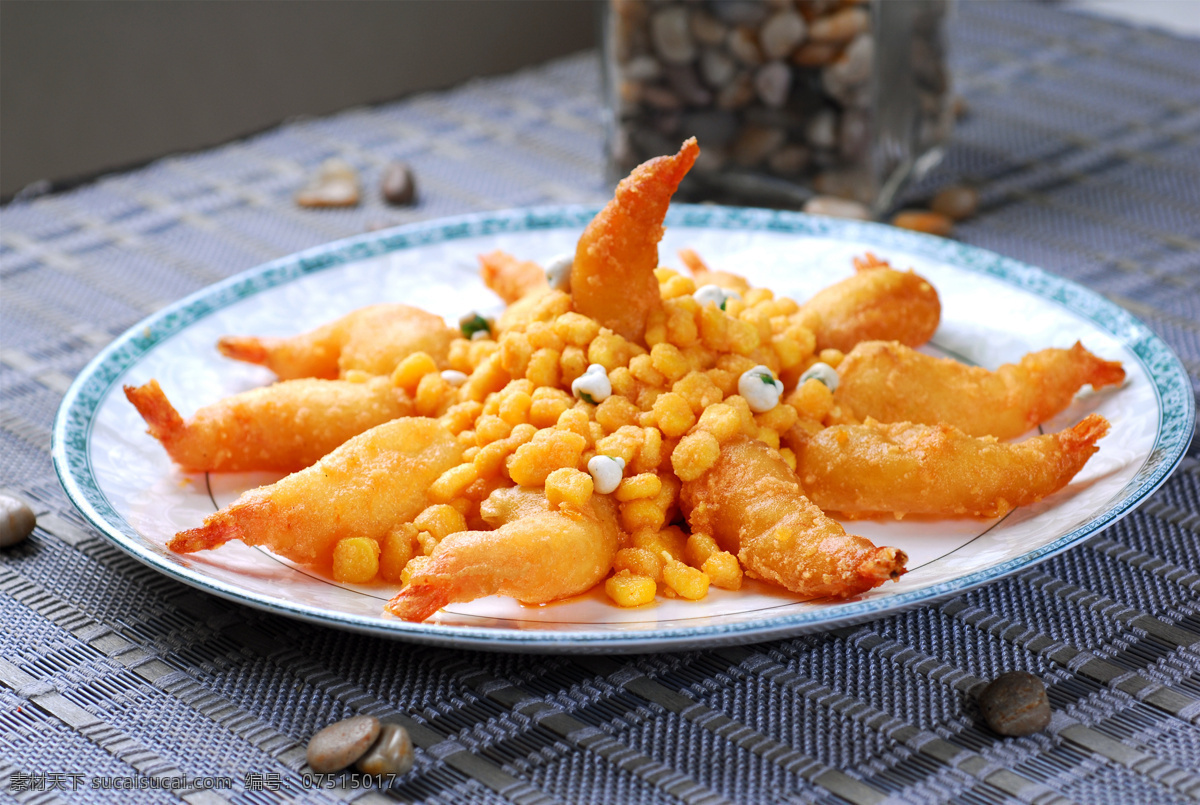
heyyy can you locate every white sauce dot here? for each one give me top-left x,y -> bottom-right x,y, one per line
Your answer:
571,363 -> 612,404
588,455 -> 625,495
440,370 -> 468,387
799,361 -> 839,392
738,365 -> 784,412
545,253 -> 573,292
470,329 -> 490,341
693,284 -> 741,309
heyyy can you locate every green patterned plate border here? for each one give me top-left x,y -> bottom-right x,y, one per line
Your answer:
52,205 -> 1195,652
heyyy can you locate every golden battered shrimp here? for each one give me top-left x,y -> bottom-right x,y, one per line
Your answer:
835,340 -> 1125,440
572,138 -> 699,343
796,264 -> 941,351
680,437 -> 905,599
386,487 -> 622,622
125,377 -> 413,473
479,250 -> 548,304
678,248 -> 751,295
217,303 -> 457,379
788,415 -> 1110,519
168,418 -> 462,569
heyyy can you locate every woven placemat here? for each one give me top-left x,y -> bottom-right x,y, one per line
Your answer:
2,3 -> 1199,803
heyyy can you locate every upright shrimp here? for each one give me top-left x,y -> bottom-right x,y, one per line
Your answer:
217,303 -> 457,379
680,437 -> 906,599
795,258 -> 941,351
168,418 -> 462,569
572,137 -> 699,344
835,340 -> 1125,440
386,487 -> 622,622
125,376 -> 413,473
787,414 -> 1111,519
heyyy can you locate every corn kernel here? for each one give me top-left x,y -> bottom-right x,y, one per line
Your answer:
332,537 -> 380,584
415,372 -> 453,417
605,571 -> 657,607
621,499 -> 667,533
379,525 -> 418,583
615,472 -> 662,502
818,348 -> 845,369
608,366 -> 638,398
633,427 -> 664,474
673,372 -> 723,414
553,312 -> 601,346
391,351 -> 438,394
661,274 -> 696,299
665,300 -> 699,346
651,392 -> 696,438
594,425 -> 644,466
629,354 -> 666,387
525,321 -> 565,352
499,332 -> 533,377
787,378 -> 835,423
595,395 -> 641,433
559,345 -> 589,386
401,555 -> 431,585
703,551 -> 743,590
507,429 -> 587,486
662,556 -> 709,600
644,308 -> 668,347
530,392 -> 570,428
460,354 -> 509,402
499,390 -> 533,426
526,347 -> 561,388
671,430 -> 721,481
613,547 -> 664,582
416,529 -> 438,556
694,403 -> 741,443
545,467 -> 594,509
779,446 -> 797,471
475,414 -> 513,445
414,504 -> 468,540
685,532 -> 720,567
440,401 -> 484,435
429,462 -> 480,503
756,400 -> 798,433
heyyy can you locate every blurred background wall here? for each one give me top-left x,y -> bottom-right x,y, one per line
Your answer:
0,0 -> 600,199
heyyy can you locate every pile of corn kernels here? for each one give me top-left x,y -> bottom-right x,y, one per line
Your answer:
329,267 -> 850,609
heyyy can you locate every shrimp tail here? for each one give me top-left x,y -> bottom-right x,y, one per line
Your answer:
217,335 -> 273,366
124,380 -> 186,444
387,581 -> 451,623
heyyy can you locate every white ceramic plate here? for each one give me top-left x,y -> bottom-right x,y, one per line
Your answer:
54,206 -> 1194,652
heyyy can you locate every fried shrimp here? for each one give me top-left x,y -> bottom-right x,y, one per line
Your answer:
218,303 -> 457,380
678,248 -> 752,295
680,437 -> 906,599
168,418 -> 462,568
479,250 -> 548,304
125,377 -> 413,473
572,137 -> 699,343
788,414 -> 1110,519
835,340 -> 1125,440
796,262 -> 941,351
386,487 -> 622,622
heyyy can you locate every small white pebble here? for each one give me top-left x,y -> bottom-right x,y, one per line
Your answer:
545,253 -> 573,292
738,365 -> 784,412
571,363 -> 612,404
799,361 -> 839,392
587,455 -> 626,495
440,370 -> 468,387
693,284 -> 741,310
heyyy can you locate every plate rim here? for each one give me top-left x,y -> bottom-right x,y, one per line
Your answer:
52,203 -> 1196,652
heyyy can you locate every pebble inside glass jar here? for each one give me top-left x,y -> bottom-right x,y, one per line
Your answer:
603,0 -> 953,213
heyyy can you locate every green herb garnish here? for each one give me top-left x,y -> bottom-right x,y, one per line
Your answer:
460,313 -> 490,339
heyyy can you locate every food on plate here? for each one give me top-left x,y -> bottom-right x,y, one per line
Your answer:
787,414 -> 1111,518
124,377 -> 413,473
794,254 -> 942,352
131,137 -> 1123,624
681,437 -> 906,598
386,487 -> 621,622
571,137 -> 698,342
168,418 -> 461,569
218,303 -> 457,380
834,340 -> 1126,439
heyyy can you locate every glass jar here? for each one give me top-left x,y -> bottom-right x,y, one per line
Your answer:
603,0 -> 954,213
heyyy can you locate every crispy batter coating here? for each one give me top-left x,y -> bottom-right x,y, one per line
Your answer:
217,303 -> 457,379
479,250 -> 548,304
680,437 -> 905,599
835,340 -> 1125,439
572,138 -> 699,343
168,418 -> 462,569
788,414 -> 1110,519
125,377 -> 413,473
385,487 -> 622,622
796,264 -> 941,351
